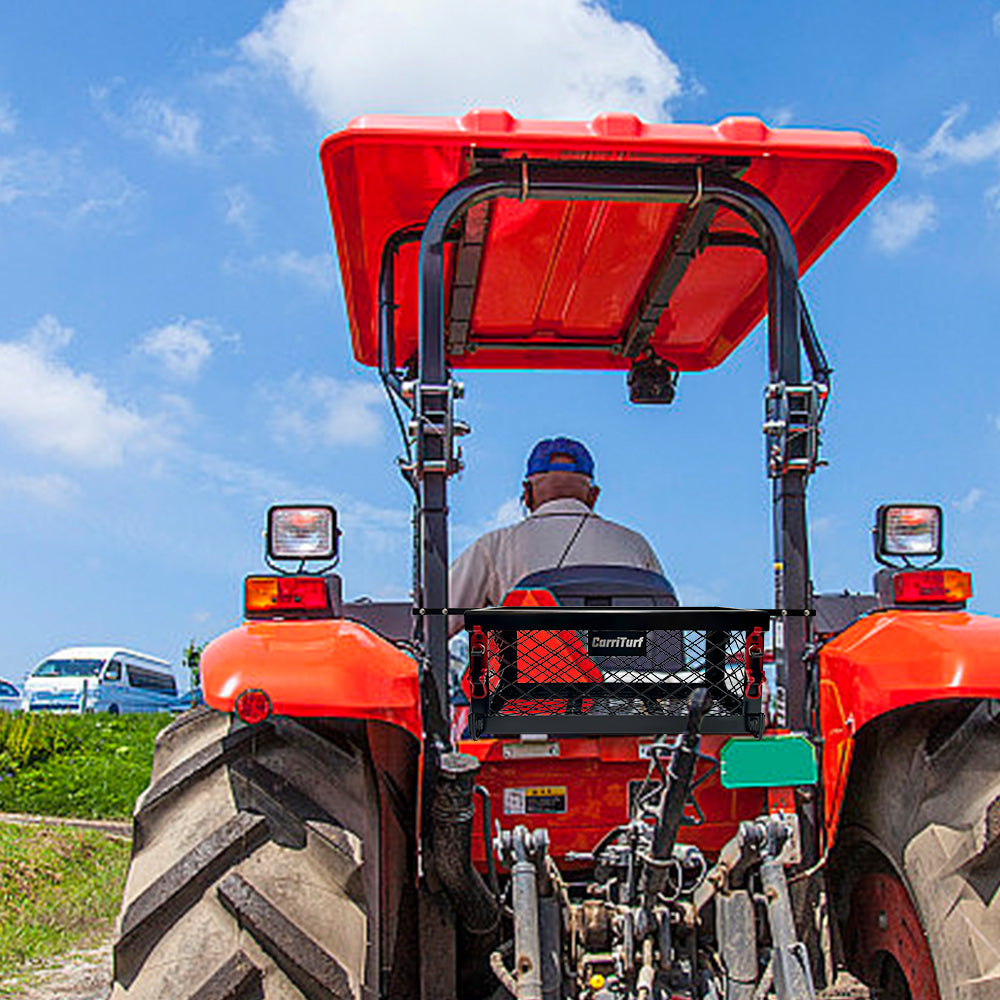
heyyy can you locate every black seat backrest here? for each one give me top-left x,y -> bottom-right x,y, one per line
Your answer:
513,564 -> 679,607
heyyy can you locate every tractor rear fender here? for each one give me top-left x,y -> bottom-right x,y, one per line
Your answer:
819,609 -> 1000,841
201,618 -> 422,741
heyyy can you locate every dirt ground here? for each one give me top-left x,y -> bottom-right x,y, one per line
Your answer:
0,944 -> 111,1000
0,945 -> 869,1000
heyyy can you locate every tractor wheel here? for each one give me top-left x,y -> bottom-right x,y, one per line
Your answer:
832,699 -> 1000,1000
111,705 -> 418,999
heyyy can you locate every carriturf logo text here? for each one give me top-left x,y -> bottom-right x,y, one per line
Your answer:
588,631 -> 647,655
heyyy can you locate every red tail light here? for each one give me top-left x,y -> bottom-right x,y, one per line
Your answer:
244,575 -> 332,618
893,569 -> 972,605
235,688 -> 272,724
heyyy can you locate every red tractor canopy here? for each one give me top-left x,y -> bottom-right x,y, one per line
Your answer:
321,110 -> 895,372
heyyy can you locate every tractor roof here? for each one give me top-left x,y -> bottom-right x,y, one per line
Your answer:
321,111 -> 895,371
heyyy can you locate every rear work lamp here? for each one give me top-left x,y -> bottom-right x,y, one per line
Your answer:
874,504 -> 942,566
267,504 -> 339,561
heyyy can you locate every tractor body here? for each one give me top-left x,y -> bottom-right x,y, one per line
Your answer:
112,113 -> 1000,1000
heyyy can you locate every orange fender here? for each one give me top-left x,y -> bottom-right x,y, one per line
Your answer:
201,619 -> 422,741
820,610 -> 1000,841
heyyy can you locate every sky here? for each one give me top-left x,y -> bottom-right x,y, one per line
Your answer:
1,1 -> 1000,684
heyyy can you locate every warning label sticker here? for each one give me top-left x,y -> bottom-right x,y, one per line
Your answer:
503,786 -> 568,815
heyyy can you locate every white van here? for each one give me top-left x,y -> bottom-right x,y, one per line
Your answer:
22,646 -> 177,714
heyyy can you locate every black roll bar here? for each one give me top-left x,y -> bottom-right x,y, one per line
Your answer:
409,160 -> 812,742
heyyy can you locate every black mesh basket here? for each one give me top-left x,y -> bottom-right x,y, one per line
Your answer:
464,607 -> 770,739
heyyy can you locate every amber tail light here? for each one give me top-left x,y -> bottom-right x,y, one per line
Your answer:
892,569 -> 972,605
244,575 -> 333,619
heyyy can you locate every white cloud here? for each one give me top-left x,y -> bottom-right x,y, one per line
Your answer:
241,0 -> 682,123
0,471 -> 77,506
987,180 -> 1000,215
0,316 -> 150,467
871,195 -> 937,253
139,319 -> 214,380
993,10 -> 1000,36
917,104 -> 1000,169
264,374 -> 384,446
490,496 -> 523,529
955,487 -> 985,513
135,96 -> 202,157
0,96 -> 17,135
223,184 -> 254,233
0,148 -> 61,206
335,495 -> 411,560
228,249 -> 332,292
27,314 -> 73,354
94,85 -> 202,159
266,250 -> 331,290
194,451 -> 298,502
0,146 -> 140,225
767,106 -> 795,128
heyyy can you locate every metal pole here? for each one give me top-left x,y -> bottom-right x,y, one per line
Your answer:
418,174 -> 518,744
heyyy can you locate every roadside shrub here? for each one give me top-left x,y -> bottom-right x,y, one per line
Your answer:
0,714 -> 80,776
0,713 -> 169,819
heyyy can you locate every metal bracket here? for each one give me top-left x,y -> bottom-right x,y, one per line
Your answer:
763,382 -> 828,478
399,379 -> 469,480
758,817 -> 817,1000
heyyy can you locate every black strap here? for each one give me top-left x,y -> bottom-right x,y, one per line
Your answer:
555,512 -> 592,570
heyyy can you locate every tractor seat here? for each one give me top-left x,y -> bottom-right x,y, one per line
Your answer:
513,564 -> 679,607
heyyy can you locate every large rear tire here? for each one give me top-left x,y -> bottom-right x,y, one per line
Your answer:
831,699 -> 1000,1000
111,706 -> 418,999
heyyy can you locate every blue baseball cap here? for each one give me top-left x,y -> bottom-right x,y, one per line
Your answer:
526,437 -> 595,477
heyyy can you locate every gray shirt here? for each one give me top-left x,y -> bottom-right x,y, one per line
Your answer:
449,498 -> 663,616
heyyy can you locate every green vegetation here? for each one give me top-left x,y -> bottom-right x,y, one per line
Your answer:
183,639 -> 205,694
0,713 -> 169,820
0,822 -> 130,983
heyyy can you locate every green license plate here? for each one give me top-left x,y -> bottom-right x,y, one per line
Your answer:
719,735 -> 818,789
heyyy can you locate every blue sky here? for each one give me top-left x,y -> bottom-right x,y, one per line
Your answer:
1,0 -> 1000,683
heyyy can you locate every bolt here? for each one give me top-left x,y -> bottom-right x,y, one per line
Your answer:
877,911 -> 888,931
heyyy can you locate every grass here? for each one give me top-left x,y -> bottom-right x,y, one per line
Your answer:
0,712 -> 170,820
0,821 -> 130,984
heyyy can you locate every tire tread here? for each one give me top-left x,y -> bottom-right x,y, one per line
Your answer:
218,873 -> 353,1000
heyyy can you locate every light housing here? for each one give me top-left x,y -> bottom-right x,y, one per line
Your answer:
874,504 -> 943,565
892,569 -> 972,606
245,575 -> 333,619
267,505 -> 338,561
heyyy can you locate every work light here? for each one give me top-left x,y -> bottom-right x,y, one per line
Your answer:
874,504 -> 942,565
267,504 -> 338,561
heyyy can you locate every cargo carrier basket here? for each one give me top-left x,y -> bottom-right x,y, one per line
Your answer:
463,608 -> 782,739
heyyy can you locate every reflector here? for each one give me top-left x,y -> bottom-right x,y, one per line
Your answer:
893,569 -> 972,605
235,688 -> 272,725
500,588 -> 559,608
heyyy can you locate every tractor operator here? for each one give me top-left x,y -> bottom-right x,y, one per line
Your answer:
449,437 -> 662,628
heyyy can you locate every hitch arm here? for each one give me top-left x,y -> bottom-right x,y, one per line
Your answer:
641,688 -> 711,910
